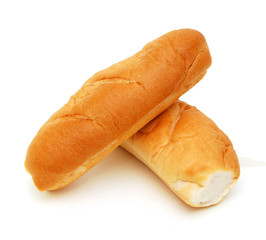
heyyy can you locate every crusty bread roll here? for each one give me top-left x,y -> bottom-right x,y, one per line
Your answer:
25,29 -> 211,191
121,100 -> 240,207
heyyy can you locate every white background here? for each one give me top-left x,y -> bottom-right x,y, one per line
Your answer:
1,0 -> 266,239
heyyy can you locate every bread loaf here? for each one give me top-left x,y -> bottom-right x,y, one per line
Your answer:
25,29 -> 211,191
121,101 -> 240,207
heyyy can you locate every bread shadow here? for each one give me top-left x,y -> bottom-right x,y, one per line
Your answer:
27,148 -> 248,213
39,147 -> 207,213
239,157 -> 266,168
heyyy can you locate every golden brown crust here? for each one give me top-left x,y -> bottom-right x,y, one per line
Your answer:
25,29 -> 211,191
121,100 -> 240,207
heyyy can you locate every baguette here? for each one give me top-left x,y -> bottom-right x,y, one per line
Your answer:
25,29 -> 211,191
121,101 -> 240,207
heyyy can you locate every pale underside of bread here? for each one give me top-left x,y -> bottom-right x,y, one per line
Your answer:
25,29 -> 211,191
121,101 -> 240,207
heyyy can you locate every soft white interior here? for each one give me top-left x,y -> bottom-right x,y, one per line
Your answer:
173,172 -> 235,207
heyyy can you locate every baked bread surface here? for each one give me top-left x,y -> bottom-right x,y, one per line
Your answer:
122,101 -> 240,207
25,29 -> 211,191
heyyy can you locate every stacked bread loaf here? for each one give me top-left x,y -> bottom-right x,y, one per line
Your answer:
122,101 -> 240,207
25,29 -> 239,207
